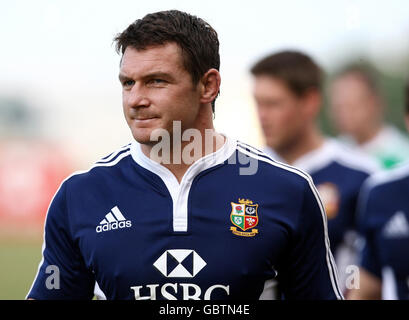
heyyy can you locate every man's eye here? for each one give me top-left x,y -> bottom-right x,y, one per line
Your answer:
123,80 -> 135,87
149,79 -> 166,85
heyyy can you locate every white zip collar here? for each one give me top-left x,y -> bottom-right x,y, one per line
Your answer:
130,135 -> 237,232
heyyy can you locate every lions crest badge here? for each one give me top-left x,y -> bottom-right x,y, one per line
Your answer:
230,198 -> 259,237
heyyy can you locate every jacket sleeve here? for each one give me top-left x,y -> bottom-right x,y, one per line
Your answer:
279,178 -> 344,300
26,181 -> 95,299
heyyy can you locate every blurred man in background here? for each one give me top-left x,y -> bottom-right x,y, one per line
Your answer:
251,51 -> 378,295
329,65 -> 409,169
349,82 -> 409,300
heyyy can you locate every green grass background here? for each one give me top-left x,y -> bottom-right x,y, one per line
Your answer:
0,239 -> 43,300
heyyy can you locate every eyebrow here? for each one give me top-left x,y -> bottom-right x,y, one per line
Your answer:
118,73 -> 131,82
118,72 -> 174,82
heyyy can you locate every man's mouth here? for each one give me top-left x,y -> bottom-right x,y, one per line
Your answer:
136,117 -> 156,120
133,117 -> 159,125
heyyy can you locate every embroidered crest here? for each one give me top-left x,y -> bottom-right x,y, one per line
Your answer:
230,198 -> 259,237
316,182 -> 340,219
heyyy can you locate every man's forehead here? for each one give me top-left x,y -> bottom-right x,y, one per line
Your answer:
120,43 -> 184,72
254,75 -> 287,91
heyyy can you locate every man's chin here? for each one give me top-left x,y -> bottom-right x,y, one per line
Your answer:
132,135 -> 156,145
131,129 -> 156,145
130,123 -> 175,145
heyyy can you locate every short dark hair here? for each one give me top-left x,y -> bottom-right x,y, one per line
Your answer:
333,63 -> 380,96
114,10 -> 220,111
250,50 -> 322,96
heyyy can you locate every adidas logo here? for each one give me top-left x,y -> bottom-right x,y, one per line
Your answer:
96,206 -> 132,233
383,211 -> 409,238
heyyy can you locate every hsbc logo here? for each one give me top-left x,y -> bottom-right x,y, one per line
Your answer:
130,249 -> 229,300
153,249 -> 207,278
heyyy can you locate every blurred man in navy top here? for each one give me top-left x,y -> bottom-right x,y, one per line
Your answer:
349,82 -> 409,300
251,51 -> 378,295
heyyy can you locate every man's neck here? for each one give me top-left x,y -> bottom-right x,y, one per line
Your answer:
355,124 -> 383,145
274,127 -> 324,165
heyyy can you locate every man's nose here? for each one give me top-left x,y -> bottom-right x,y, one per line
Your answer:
257,106 -> 269,124
127,85 -> 150,108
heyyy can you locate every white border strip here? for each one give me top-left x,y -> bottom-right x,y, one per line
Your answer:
97,144 -> 131,163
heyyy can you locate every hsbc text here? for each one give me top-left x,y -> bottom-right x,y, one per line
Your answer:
130,283 -> 229,300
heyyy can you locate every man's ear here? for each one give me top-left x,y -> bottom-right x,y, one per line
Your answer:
199,69 -> 221,104
302,88 -> 322,119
